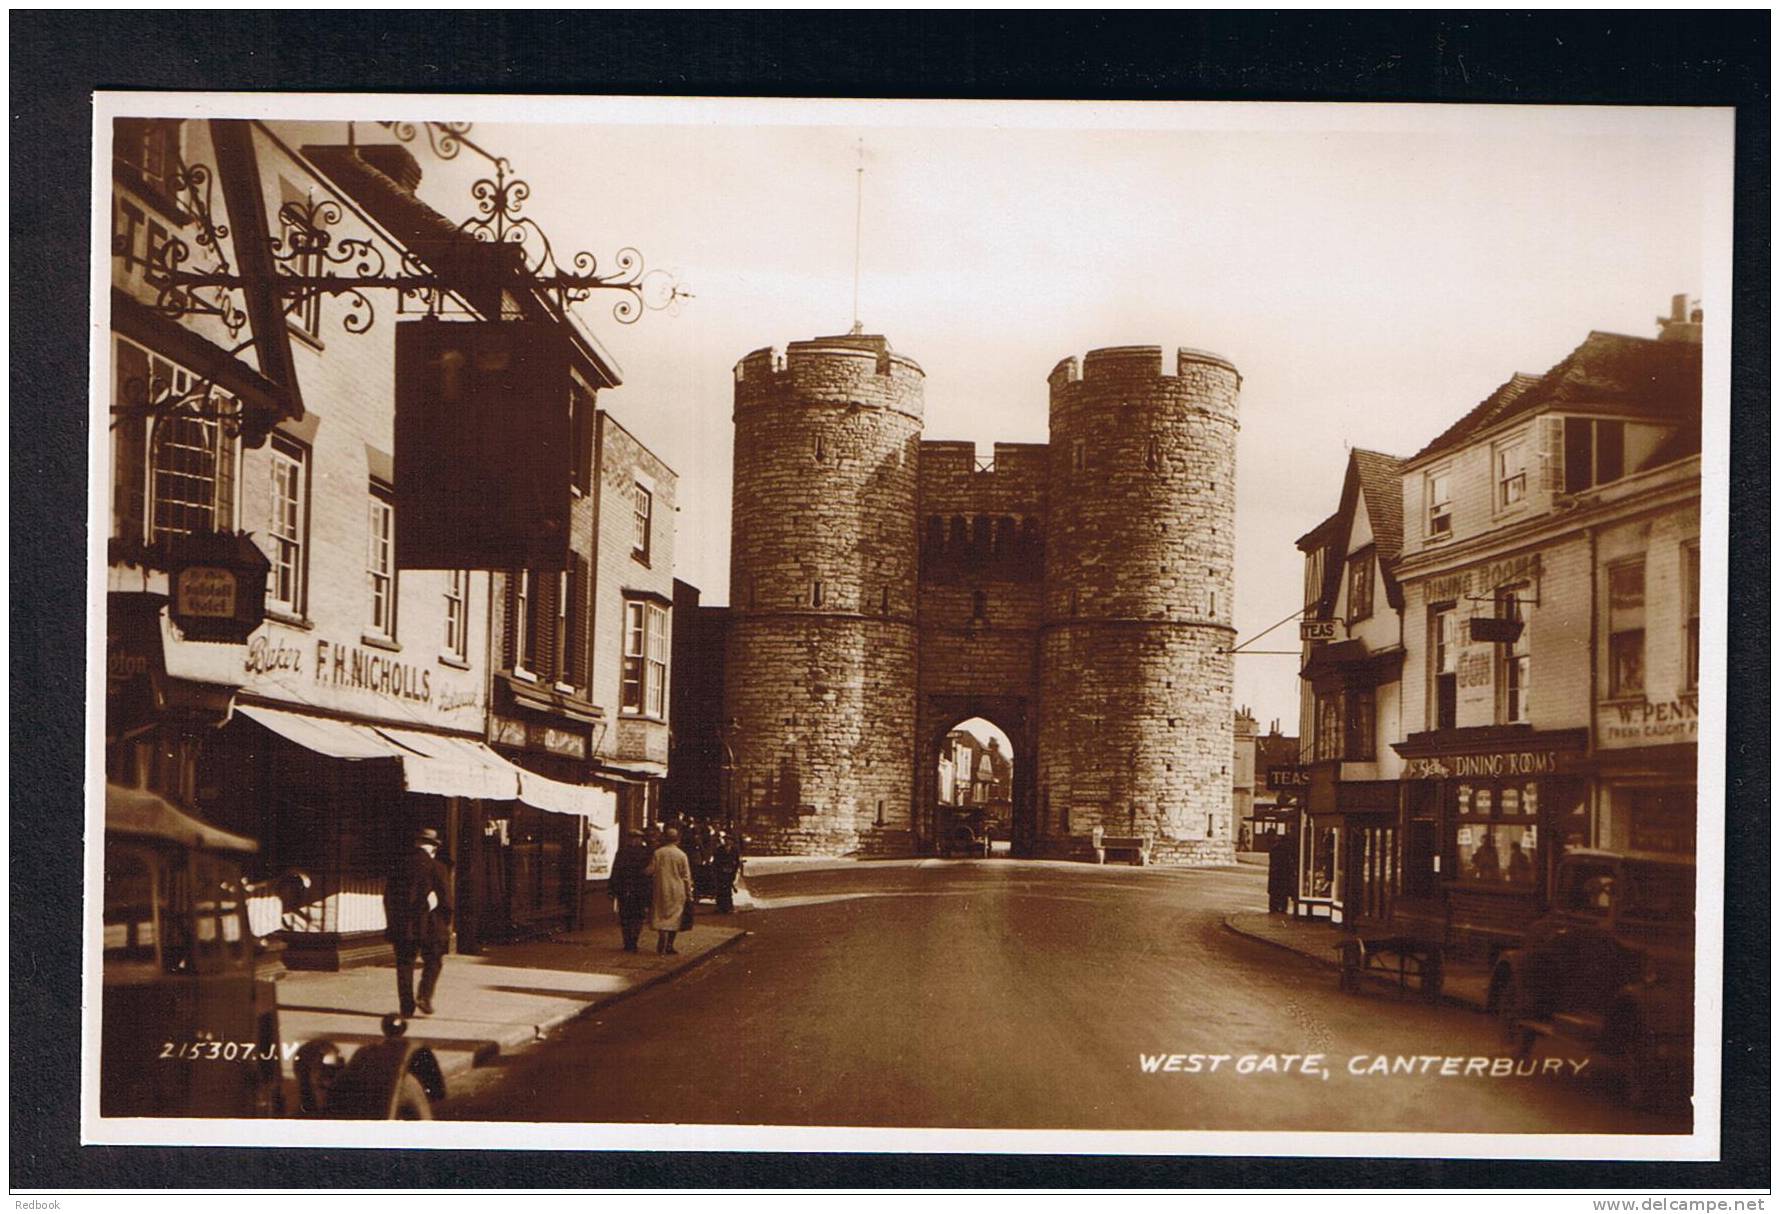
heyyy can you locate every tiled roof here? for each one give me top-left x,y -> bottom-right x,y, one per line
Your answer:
1411,331 -> 1701,464
1350,448 -> 1405,564
1294,510 -> 1341,550
1254,732 -> 1300,771
1409,372 -> 1541,465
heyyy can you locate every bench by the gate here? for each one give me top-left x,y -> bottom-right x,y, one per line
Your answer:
1090,827 -> 1151,866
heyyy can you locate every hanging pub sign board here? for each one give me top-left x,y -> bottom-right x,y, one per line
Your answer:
1468,615 -> 1525,644
1300,620 -> 1338,643
166,530 -> 271,644
395,319 -> 573,571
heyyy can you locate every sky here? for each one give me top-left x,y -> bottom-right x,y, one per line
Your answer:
282,99 -> 1729,732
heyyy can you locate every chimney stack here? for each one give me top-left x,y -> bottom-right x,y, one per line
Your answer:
1657,293 -> 1703,344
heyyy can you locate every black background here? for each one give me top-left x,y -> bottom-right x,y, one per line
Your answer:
11,9 -> 1769,1191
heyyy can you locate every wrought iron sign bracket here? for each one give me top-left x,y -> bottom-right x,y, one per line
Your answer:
125,119 -> 686,348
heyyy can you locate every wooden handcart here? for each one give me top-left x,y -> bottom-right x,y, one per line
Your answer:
1334,916 -> 1445,1002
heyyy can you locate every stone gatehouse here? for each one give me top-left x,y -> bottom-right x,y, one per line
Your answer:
713,331 -> 1241,864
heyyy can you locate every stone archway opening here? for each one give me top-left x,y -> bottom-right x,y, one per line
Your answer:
932,715 -> 1018,858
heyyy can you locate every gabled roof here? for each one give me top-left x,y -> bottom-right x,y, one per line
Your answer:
1350,448 -> 1405,566
1410,331 -> 1701,465
1296,447 -> 1409,615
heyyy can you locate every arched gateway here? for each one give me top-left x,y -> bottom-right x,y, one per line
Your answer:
721,332 -> 1240,865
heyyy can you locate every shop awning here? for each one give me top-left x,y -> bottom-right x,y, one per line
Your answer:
236,705 -> 522,800
236,703 -> 410,760
378,727 -> 524,801
236,704 -> 621,821
518,770 -> 617,825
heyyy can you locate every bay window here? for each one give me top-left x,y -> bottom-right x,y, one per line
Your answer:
621,599 -> 669,717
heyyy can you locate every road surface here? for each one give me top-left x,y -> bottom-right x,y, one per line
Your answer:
443,860 -> 1688,1134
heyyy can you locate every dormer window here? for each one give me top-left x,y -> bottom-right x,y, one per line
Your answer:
1563,418 -> 1626,493
1427,470 -> 1453,538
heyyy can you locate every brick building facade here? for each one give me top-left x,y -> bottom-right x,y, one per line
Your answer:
717,334 -> 1241,864
1286,305 -> 1706,958
105,120 -> 669,968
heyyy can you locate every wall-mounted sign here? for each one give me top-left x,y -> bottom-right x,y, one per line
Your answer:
1402,748 -> 1576,780
1597,695 -> 1699,749
1265,766 -> 1311,790
1424,551 -> 1544,608
491,713 -> 589,759
584,821 -> 619,881
175,567 -> 238,619
1300,620 -> 1338,643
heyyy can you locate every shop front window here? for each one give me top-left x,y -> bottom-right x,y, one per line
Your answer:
1454,778 -> 1540,887
1623,785 -> 1696,855
1307,825 -> 1338,899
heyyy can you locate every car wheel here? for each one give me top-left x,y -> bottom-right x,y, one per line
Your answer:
393,1071 -> 434,1120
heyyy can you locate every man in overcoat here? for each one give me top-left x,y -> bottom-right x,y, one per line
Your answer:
644,826 -> 693,955
607,830 -> 653,952
385,827 -> 453,1016
1266,828 -> 1298,915
711,829 -> 742,915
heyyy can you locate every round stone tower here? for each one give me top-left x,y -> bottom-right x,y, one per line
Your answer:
1037,345 -> 1241,865
725,333 -> 923,855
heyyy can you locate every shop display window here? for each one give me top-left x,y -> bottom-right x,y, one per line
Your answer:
1306,824 -> 1338,899
1454,778 -> 1539,887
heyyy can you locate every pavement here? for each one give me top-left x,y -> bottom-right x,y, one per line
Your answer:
272,915 -> 749,1085
1221,909 -> 1492,1012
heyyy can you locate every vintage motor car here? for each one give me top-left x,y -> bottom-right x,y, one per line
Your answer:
1488,848 -> 1695,1108
936,806 -> 993,858
100,782 -> 446,1119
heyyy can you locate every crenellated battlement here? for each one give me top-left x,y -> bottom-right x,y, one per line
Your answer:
1047,345 -> 1242,398
734,334 -> 925,413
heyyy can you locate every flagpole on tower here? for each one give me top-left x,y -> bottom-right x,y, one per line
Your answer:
851,136 -> 865,336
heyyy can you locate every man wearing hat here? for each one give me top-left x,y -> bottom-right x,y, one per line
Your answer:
384,826 -> 453,1017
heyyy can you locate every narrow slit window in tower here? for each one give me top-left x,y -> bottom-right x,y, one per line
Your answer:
810,580 -> 824,608
813,431 -> 826,462
880,586 -> 890,613
876,799 -> 885,826
1145,436 -> 1160,471
1071,439 -> 1086,472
